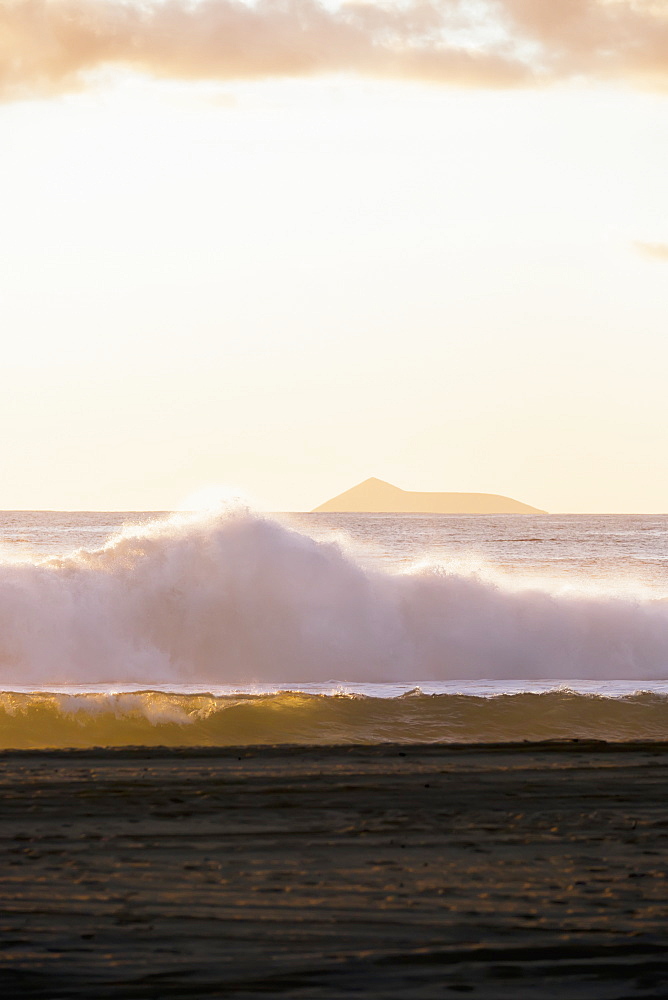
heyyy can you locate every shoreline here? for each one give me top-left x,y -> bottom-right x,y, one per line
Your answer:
2,742 -> 668,997
2,736 -> 668,753
2,737 -> 668,758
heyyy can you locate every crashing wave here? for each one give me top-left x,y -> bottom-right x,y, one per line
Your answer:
0,507 -> 667,685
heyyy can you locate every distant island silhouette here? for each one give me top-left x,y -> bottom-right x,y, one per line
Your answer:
313,478 -> 546,514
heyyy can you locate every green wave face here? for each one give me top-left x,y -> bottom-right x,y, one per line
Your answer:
1,690 -> 667,749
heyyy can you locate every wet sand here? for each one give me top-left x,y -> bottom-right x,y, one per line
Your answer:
1,741 -> 668,998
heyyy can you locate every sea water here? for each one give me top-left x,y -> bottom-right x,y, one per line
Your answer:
1,507 -> 668,746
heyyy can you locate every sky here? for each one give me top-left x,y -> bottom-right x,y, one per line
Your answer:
1,0 -> 668,513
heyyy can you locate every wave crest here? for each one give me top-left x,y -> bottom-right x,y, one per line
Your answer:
0,508 -> 667,684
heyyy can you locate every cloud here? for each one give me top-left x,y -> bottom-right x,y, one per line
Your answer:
1,0 -> 668,100
635,242 -> 668,260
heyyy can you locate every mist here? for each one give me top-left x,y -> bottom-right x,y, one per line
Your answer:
1,508 -> 667,684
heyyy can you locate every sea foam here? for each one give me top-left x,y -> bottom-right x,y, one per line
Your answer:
0,507 -> 667,685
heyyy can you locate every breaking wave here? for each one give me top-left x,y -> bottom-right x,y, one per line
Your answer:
1,689 -> 668,748
1,506 -> 668,686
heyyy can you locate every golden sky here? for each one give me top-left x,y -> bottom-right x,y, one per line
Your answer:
2,0 -> 668,512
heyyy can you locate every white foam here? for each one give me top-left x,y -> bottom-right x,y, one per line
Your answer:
0,506 -> 667,685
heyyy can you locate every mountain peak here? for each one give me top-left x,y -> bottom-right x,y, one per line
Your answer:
312,479 -> 545,514
358,477 -> 395,489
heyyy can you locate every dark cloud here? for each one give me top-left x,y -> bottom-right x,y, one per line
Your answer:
1,0 -> 667,100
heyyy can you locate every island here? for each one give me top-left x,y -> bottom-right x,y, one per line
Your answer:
312,477 -> 546,514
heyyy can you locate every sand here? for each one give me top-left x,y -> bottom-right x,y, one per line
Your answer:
1,741 -> 668,998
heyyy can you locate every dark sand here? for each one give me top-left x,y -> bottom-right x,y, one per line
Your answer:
1,742 -> 668,998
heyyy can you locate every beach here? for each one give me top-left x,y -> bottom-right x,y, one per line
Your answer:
2,742 -> 668,998
5,0 -> 668,992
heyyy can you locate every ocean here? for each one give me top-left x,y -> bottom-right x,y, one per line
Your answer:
1,507 -> 668,747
